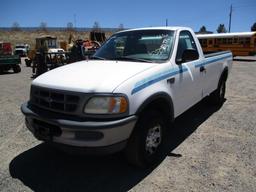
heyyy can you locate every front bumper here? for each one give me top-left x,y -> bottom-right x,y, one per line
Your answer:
21,102 -> 137,152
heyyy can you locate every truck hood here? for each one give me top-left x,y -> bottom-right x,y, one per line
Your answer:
32,60 -> 157,93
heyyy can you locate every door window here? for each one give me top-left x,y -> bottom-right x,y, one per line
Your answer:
176,31 -> 198,62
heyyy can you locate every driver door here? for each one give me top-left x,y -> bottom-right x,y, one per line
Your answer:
171,30 -> 202,116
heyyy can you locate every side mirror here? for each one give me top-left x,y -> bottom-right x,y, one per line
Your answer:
177,49 -> 199,64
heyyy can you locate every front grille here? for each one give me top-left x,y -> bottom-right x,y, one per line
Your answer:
31,86 -> 81,114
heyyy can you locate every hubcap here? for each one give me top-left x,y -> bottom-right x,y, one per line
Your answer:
145,124 -> 162,155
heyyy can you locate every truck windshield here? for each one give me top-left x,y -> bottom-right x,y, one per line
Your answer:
93,30 -> 174,63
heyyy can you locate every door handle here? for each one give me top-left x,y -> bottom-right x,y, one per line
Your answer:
200,66 -> 206,72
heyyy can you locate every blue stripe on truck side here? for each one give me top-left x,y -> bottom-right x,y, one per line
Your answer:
131,54 -> 232,95
194,54 -> 232,68
131,67 -> 188,95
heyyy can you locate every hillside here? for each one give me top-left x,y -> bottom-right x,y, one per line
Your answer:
0,30 -> 113,50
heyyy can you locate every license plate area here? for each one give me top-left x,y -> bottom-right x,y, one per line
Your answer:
33,119 -> 62,140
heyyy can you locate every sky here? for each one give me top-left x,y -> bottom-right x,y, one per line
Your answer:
0,0 -> 255,33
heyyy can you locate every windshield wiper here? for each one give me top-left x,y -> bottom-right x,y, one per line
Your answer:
91,56 -> 106,60
113,56 -> 153,63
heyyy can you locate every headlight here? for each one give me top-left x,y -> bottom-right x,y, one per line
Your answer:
84,96 -> 128,114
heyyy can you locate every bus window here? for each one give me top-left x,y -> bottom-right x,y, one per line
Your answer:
239,38 -> 245,44
223,38 -> 227,44
199,39 -> 207,47
227,38 -> 232,44
245,38 -> 250,45
234,38 -> 238,44
217,38 -> 222,44
208,40 -> 213,45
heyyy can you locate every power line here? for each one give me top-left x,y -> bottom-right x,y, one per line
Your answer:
228,4 -> 232,32
233,4 -> 256,9
74,14 -> 77,29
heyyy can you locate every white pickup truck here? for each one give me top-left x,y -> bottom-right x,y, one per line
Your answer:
21,27 -> 232,167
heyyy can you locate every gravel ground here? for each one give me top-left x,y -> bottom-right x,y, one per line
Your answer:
0,59 -> 256,192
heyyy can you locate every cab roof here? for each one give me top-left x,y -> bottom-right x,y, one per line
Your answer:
197,32 -> 256,39
116,26 -> 192,34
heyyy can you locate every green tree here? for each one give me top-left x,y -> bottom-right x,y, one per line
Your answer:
39,22 -> 47,31
92,21 -> 100,31
12,22 -> 20,31
67,22 -> 74,31
118,23 -> 124,31
251,22 -> 256,31
217,24 -> 227,33
199,26 -> 207,33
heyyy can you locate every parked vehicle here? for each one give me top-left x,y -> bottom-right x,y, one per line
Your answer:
21,27 -> 233,167
63,32 -> 104,63
26,36 -> 67,77
0,42 -> 12,55
0,42 -> 21,74
197,32 -> 256,56
0,55 -> 21,74
14,43 -> 30,57
90,31 -> 106,43
68,39 -> 101,63
25,36 -> 59,67
48,48 -> 66,62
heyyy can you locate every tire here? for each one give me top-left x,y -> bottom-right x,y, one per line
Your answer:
124,110 -> 166,168
25,59 -> 31,67
13,65 -> 21,73
210,78 -> 226,106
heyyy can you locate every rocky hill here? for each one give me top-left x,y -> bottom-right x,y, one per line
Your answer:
0,30 -> 113,50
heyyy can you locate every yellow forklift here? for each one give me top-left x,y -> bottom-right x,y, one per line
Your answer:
26,36 -> 66,77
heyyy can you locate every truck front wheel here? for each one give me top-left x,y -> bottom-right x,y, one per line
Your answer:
124,110 -> 166,168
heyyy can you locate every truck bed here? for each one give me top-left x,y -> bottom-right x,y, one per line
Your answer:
0,55 -> 20,65
203,51 -> 231,58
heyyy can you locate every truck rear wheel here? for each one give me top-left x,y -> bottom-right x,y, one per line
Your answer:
13,65 -> 21,73
124,110 -> 166,168
210,78 -> 226,105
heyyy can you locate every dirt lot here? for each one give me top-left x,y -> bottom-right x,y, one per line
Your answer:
0,59 -> 256,192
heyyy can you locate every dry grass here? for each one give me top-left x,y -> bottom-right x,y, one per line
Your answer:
0,30 -> 113,50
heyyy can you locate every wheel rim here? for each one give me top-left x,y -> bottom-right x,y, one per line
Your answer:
145,124 -> 162,155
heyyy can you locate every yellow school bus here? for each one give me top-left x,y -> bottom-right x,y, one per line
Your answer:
197,32 -> 256,56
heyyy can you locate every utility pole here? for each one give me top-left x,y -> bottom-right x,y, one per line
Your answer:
74,14 -> 77,29
228,4 -> 232,32
166,19 -> 168,26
